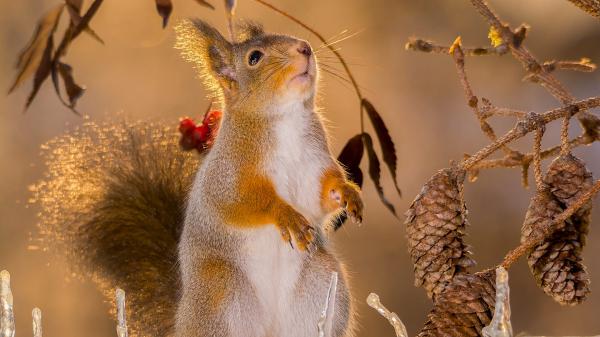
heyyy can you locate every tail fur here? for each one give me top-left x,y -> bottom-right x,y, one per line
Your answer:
33,119 -> 200,337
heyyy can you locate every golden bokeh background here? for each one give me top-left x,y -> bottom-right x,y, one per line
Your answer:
1,0 -> 599,336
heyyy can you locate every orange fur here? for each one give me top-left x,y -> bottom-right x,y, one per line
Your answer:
198,258 -> 236,311
320,167 -> 363,222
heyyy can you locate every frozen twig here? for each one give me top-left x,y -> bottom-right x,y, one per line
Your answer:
116,288 -> 128,337
366,293 -> 408,337
482,267 -> 513,337
501,179 -> 600,269
0,270 -> 15,337
317,272 -> 338,337
32,308 -> 42,337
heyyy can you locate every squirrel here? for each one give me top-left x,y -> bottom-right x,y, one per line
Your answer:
34,19 -> 363,337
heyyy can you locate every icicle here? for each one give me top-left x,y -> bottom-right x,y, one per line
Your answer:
32,308 -> 42,337
317,272 -> 338,337
1,270 -> 15,337
483,267 -> 513,337
116,288 -> 128,337
366,293 -> 407,337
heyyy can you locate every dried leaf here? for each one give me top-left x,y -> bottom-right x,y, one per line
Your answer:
362,132 -> 396,216
65,0 -> 104,44
58,63 -> 86,108
337,134 -> 364,187
8,4 -> 64,95
333,134 -> 365,230
194,0 -> 215,9
155,0 -> 173,28
25,33 -> 55,109
362,99 -> 402,196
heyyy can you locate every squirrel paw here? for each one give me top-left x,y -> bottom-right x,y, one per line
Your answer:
277,210 -> 315,251
330,183 -> 363,224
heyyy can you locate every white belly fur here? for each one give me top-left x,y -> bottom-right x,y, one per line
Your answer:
233,107 -> 332,335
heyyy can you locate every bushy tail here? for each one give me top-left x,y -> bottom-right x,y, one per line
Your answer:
32,118 -> 200,337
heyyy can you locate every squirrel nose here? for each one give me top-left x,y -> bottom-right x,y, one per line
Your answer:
297,42 -> 312,57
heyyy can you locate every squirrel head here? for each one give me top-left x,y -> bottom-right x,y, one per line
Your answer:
175,19 -> 317,113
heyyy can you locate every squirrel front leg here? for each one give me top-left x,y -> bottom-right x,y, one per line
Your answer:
222,174 -> 315,250
321,167 -> 364,223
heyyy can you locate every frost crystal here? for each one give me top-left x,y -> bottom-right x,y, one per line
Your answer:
1,270 -> 15,337
116,288 -> 128,337
366,293 -> 408,337
482,267 -> 513,337
317,272 -> 338,337
32,308 -> 42,337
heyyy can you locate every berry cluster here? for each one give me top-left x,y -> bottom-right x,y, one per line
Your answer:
179,109 -> 222,153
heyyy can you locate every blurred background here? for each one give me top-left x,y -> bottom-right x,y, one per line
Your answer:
1,0 -> 599,336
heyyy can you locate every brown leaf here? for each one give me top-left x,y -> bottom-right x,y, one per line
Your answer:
362,132 -> 396,216
25,32 -> 55,109
333,134 -> 365,230
337,134 -> 364,187
362,99 -> 402,197
54,0 -> 104,61
58,63 -> 86,108
194,0 -> 215,9
155,0 -> 173,28
8,4 -> 64,95
65,0 -> 104,44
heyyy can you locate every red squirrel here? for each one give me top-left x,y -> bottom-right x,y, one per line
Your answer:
34,20 -> 362,337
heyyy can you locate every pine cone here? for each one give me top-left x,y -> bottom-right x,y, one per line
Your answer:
405,167 -> 476,298
418,270 -> 496,337
521,154 -> 593,305
566,0 -> 600,18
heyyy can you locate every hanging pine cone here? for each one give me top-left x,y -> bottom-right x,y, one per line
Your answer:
405,167 -> 476,298
521,154 -> 593,305
418,270 -> 496,337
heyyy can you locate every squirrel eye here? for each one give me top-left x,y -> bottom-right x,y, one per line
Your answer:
248,50 -> 263,66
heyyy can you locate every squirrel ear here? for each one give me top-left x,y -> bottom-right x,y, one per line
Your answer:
175,19 -> 236,90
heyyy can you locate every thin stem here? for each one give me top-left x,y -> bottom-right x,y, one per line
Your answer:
501,179 -> 600,269
249,0 -> 364,132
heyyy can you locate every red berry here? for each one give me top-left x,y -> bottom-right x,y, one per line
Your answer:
179,118 -> 196,134
193,124 -> 210,143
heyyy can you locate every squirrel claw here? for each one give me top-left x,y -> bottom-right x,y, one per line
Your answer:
331,184 -> 364,225
277,211 -> 315,252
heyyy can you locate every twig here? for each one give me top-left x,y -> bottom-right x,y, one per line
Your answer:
468,0 -> 600,134
468,134 -> 592,171
406,37 -> 508,56
532,127 -> 544,187
250,0 -> 365,132
450,38 -> 513,155
501,179 -> 600,269
460,97 -> 600,170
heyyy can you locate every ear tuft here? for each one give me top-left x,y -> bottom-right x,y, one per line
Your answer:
175,19 -> 235,92
236,20 -> 264,42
